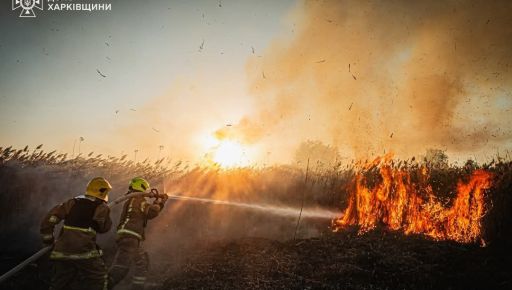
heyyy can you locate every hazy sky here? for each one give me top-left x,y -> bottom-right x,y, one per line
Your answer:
1,0 -> 511,165
0,0 -> 296,163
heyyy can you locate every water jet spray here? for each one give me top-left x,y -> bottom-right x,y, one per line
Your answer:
165,193 -> 340,219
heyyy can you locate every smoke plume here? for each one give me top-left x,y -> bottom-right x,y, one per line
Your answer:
228,0 -> 512,160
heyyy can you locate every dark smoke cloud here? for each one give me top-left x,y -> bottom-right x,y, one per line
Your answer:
230,0 -> 512,159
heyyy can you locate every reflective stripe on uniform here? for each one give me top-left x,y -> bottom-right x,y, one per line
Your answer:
118,198 -> 144,239
41,234 -> 54,240
119,198 -> 134,230
140,200 -> 146,213
117,228 -> 142,239
63,225 -> 96,234
50,249 -> 103,260
48,215 -> 59,223
102,274 -> 108,290
132,276 -> 146,284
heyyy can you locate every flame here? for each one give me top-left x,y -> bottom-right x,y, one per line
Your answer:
333,156 -> 493,243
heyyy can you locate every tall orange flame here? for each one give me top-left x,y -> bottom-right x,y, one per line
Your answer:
333,157 -> 493,243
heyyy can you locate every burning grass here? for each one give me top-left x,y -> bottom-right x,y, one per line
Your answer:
1,145 -> 511,245
1,145 -> 512,289
333,155 -> 494,243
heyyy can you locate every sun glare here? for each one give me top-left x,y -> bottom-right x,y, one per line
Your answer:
212,140 -> 248,168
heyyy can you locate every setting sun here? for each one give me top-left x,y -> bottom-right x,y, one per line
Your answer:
212,140 -> 248,168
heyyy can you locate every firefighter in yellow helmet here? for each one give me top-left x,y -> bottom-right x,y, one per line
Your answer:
40,177 -> 113,290
108,177 -> 168,290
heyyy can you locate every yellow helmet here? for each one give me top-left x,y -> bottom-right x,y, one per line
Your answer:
86,177 -> 112,202
129,177 -> 150,192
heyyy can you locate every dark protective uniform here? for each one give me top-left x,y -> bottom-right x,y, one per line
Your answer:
40,194 -> 112,290
108,194 -> 166,290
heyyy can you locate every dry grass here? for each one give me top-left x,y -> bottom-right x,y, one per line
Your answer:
1,145 -> 512,289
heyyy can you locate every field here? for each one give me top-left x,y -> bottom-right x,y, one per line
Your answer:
1,145 -> 511,289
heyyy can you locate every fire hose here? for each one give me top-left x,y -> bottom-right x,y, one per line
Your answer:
0,190 -> 168,284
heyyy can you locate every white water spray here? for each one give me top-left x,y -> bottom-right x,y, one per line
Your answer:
166,194 -> 340,219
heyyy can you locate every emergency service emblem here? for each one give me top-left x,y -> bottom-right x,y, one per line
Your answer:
12,0 -> 44,18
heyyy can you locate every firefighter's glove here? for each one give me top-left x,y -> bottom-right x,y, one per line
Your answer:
41,235 -> 54,246
154,194 -> 168,208
160,194 -> 169,206
150,188 -> 160,198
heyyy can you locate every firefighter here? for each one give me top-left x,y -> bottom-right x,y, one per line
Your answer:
108,177 -> 168,290
40,177 -> 113,290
